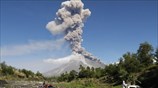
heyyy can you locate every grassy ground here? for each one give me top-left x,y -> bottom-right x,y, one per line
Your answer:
52,79 -> 122,88
1,78 -> 122,88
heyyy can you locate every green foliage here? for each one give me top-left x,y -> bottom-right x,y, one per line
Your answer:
137,42 -> 154,66
118,68 -> 128,80
54,78 -> 122,88
21,69 -> 34,78
57,72 -> 69,82
56,42 -> 157,88
78,66 -> 95,78
57,66 -> 105,82
103,64 -> 119,83
1,62 -> 14,75
95,67 -> 104,78
67,70 -> 78,82
138,65 -> 158,88
0,62 -> 45,81
78,66 -> 88,78
36,71 -> 43,77
122,53 -> 140,73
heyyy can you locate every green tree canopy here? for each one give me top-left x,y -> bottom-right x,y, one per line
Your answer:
137,42 -> 154,66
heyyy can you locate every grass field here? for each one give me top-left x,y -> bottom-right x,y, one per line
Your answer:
52,79 -> 122,88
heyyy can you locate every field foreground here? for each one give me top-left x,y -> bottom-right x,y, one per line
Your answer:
52,79 -> 122,88
3,79 -> 122,88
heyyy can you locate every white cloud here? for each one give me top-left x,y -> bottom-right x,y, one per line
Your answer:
43,54 -> 75,64
7,59 -> 54,73
1,39 -> 65,57
43,53 -> 90,67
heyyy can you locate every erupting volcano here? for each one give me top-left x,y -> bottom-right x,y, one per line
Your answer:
44,0 -> 105,77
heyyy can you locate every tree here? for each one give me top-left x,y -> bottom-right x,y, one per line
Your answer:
95,67 -> 104,78
57,72 -> 69,82
7,66 -> 14,75
138,65 -> 158,88
118,68 -> 128,81
78,65 -> 87,78
104,64 -> 119,83
1,62 -> 7,75
1,62 -> 14,75
36,71 -> 43,77
91,67 -> 95,78
122,52 -> 140,73
116,52 -> 141,84
79,65 -> 85,71
137,42 -> 154,66
21,69 -> 34,78
86,66 -> 92,78
67,70 -> 78,82
57,73 -> 65,82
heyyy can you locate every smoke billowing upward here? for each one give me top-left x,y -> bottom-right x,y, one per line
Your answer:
46,0 -> 98,61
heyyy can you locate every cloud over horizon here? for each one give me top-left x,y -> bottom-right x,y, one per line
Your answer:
1,39 -> 65,57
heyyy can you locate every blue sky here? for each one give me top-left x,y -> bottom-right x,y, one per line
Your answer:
1,0 -> 157,72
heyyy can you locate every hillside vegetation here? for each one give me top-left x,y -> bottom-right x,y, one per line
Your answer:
0,62 -> 45,81
55,42 -> 158,88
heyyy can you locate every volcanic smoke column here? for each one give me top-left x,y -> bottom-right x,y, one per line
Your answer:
46,0 -> 98,61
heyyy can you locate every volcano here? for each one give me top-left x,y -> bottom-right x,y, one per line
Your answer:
44,0 -> 105,77
43,53 -> 105,77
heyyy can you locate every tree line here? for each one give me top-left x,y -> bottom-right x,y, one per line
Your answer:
0,62 -> 45,80
56,42 -> 158,88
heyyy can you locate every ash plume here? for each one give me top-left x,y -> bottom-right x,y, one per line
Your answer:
46,0 -> 98,61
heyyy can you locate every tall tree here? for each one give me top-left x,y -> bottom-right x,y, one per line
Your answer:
123,52 -> 140,73
1,61 -> 14,75
137,42 -> 154,66
104,64 -> 119,83
68,70 -> 78,82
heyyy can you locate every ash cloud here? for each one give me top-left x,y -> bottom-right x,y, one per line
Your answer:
46,0 -> 98,61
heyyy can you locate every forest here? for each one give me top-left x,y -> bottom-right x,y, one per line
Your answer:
55,42 -> 158,88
